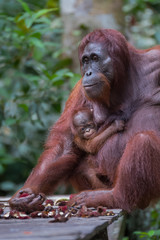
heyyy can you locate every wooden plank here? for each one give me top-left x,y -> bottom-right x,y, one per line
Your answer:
0,196 -> 124,240
0,213 -> 123,240
108,215 -> 125,240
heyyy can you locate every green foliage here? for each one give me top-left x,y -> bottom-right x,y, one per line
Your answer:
123,0 -> 160,48
0,0 -> 80,195
124,202 -> 160,240
134,229 -> 160,240
151,204 -> 160,229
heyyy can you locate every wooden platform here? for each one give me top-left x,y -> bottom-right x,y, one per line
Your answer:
0,196 -> 124,240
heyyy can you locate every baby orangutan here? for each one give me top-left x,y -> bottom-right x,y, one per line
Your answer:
71,108 -> 125,154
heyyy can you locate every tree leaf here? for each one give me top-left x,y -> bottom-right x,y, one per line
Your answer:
25,16 -> 34,29
17,0 -> 31,14
153,229 -> 160,236
4,118 -> 17,126
5,101 -> 18,117
134,231 -> 148,236
148,230 -> 155,237
33,9 -> 57,20
18,104 -> 29,112
29,37 -> 44,49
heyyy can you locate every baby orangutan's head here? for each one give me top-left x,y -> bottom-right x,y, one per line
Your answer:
73,109 -> 97,139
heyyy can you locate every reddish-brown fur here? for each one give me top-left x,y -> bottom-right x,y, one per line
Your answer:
71,108 -> 124,154
9,29 -> 160,212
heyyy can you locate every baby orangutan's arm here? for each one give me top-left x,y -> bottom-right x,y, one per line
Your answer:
85,120 -> 125,154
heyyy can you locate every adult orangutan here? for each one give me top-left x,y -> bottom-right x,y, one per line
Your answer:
9,29 -> 160,213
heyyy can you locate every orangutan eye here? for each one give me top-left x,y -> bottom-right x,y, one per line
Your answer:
81,127 -> 85,132
92,54 -> 99,62
82,57 -> 89,64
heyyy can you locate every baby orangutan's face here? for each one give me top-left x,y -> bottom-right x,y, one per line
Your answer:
78,122 -> 96,139
73,111 -> 97,139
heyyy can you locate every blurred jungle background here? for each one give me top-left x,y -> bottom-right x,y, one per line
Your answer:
0,0 -> 160,239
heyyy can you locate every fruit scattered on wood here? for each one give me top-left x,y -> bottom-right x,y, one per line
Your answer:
1,197 -> 115,222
